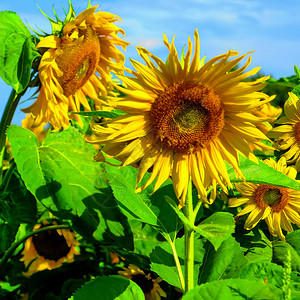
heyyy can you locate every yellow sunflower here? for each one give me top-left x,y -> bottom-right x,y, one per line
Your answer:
268,92 -> 300,169
88,30 -> 274,207
22,4 -> 129,130
21,114 -> 48,143
229,157 -> 300,241
20,220 -> 80,276
253,102 -> 282,134
118,264 -> 166,300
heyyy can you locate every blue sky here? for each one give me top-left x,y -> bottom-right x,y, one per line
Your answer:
1,0 -> 300,125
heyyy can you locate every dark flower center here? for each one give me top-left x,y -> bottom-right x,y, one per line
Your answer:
254,184 -> 289,212
150,81 -> 224,153
32,226 -> 71,261
131,274 -> 154,294
55,25 -> 101,97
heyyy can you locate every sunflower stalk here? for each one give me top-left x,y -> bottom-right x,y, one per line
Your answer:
0,224 -> 70,273
183,180 -> 195,293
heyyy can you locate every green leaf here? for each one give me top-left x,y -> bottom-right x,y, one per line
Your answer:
286,230 -> 300,255
0,223 -> 18,254
70,276 -> 144,300
272,240 -> 300,272
0,11 -> 39,93
198,236 -> 239,284
6,125 -> 132,248
150,236 -> 205,289
195,212 -> 235,251
227,155 -> 300,190
105,162 -> 180,238
71,109 -> 126,118
182,278 -> 282,300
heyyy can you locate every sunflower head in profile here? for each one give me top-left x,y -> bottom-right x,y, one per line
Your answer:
268,92 -> 300,169
20,220 -> 80,277
118,264 -> 166,300
87,30 -> 274,207
22,3 -> 129,130
229,157 -> 300,241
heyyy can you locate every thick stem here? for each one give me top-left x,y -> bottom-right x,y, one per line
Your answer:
183,180 -> 194,293
0,89 -> 24,184
0,224 -> 70,273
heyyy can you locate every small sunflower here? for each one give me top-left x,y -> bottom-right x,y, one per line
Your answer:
20,220 -> 80,276
118,264 -> 166,300
253,102 -> 282,134
268,92 -> 300,169
88,30 -> 273,207
229,157 -> 300,241
22,4 -> 129,130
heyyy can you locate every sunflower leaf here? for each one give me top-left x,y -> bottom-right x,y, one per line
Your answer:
195,212 -> 235,251
182,278 -> 283,300
226,155 -> 300,190
0,11 -> 39,93
70,109 -> 126,119
6,125 -> 132,249
70,276 -> 144,300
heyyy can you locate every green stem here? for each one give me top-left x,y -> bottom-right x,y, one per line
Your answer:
169,239 -> 185,292
183,180 -> 194,294
0,224 -> 70,273
0,89 -> 23,184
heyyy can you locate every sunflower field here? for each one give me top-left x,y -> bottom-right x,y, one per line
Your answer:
0,1 -> 299,300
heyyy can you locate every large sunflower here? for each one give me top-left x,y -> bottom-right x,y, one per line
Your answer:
268,92 -> 300,169
22,5 -> 129,130
229,157 -> 300,241
119,264 -> 166,300
88,30 -> 273,207
20,220 -> 80,276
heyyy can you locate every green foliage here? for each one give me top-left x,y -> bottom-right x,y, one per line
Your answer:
70,276 -> 144,300
6,125 -> 132,249
71,109 -> 126,119
0,11 -> 39,93
182,278 -> 282,299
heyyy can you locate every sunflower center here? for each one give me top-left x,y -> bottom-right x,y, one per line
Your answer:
150,81 -> 224,153
55,25 -> 101,97
131,274 -> 154,294
32,226 -> 71,261
254,184 -> 289,212
294,121 -> 300,142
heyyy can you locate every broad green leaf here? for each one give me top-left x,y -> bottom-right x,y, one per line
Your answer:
235,227 -> 272,263
150,236 -> 205,289
71,109 -> 126,118
7,125 -> 132,248
0,11 -> 39,93
195,212 -> 235,251
105,162 -> 180,238
182,278 -> 282,300
70,276 -> 144,300
0,223 -> 18,254
272,240 -> 300,272
198,236 -> 240,283
286,230 -> 300,255
227,155 -> 300,190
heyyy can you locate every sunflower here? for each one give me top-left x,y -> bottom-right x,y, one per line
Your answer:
268,92 -> 300,169
118,264 -> 166,300
21,114 -> 48,143
22,4 -> 129,130
228,157 -> 300,241
253,102 -> 282,134
20,220 -> 80,276
88,30 -> 274,207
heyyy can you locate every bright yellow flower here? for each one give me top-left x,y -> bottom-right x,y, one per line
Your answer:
23,5 -> 129,130
253,102 -> 282,134
229,157 -> 300,241
88,30 -> 273,207
20,220 -> 80,276
119,264 -> 166,300
268,92 -> 300,169
21,114 -> 48,143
